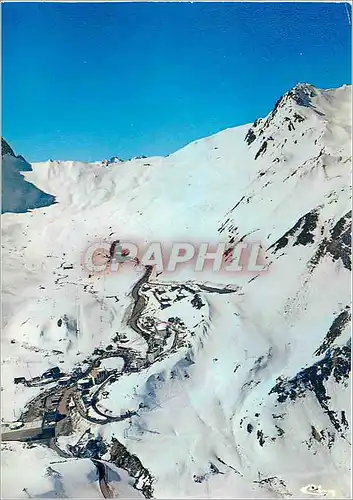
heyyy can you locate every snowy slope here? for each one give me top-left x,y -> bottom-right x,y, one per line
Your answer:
1,83 -> 351,498
1,441 -> 142,499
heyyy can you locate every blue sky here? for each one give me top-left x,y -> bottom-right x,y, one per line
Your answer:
2,2 -> 352,162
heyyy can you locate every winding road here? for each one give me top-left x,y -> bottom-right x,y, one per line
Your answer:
127,265 -> 153,340
92,459 -> 114,499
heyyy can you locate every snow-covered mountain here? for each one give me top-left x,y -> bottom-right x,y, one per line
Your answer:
1,83 -> 351,499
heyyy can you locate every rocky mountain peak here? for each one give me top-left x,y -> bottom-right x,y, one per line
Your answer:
1,138 -> 16,157
243,83 -> 337,161
288,82 -> 317,107
1,140 -> 56,213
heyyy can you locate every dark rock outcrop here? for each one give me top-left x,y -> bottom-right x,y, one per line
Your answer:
1,138 -> 57,214
110,438 -> 154,498
268,209 -> 319,253
269,339 -> 351,433
309,211 -> 352,271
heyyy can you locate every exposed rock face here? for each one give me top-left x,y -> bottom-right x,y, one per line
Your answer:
110,438 -> 154,498
315,307 -> 351,356
309,211 -> 352,271
1,138 -> 56,213
268,209 -> 320,252
269,339 -> 350,435
288,83 -> 318,107
2,138 -> 15,157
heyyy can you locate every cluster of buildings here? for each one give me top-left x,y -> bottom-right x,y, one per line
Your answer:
76,368 -> 109,407
13,366 -> 63,385
146,320 -> 173,363
76,367 -> 108,391
14,366 -> 63,386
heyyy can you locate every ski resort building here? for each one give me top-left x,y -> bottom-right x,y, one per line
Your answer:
1,420 -> 44,442
42,411 -> 64,432
58,376 -> 71,387
92,367 -> 108,385
130,358 -> 146,371
13,377 -> 26,385
42,367 -> 61,380
77,377 -> 94,390
146,347 -> 162,364
155,321 -> 169,337
1,414 -> 57,442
